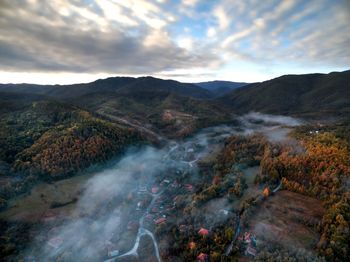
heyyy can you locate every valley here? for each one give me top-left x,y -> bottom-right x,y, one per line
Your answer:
1,113 -> 344,261
0,72 -> 349,262
1,1 -> 349,261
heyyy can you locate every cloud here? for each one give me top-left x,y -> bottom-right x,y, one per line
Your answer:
0,0 -> 220,75
182,0 -> 198,7
0,0 -> 349,83
207,27 -> 216,38
214,0 -> 350,67
214,6 -> 230,30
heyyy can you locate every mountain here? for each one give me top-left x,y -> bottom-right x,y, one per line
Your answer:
69,90 -> 231,138
0,76 -> 212,100
194,80 -> 249,96
219,71 -> 350,118
0,92 -> 143,178
0,77 -> 231,138
0,91 -> 146,211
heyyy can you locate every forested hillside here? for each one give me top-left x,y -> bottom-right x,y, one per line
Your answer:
220,71 -> 350,118
0,93 -> 143,208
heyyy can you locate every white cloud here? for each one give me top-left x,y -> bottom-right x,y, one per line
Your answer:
221,28 -> 253,48
182,0 -> 198,7
143,30 -> 171,47
207,27 -> 216,38
177,37 -> 193,50
214,6 -> 230,30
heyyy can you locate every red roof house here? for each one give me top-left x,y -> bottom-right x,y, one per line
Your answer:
185,184 -> 193,191
155,217 -> 166,224
152,186 -> 159,194
197,253 -> 208,261
198,228 -> 209,236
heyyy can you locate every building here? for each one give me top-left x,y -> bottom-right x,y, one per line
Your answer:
245,246 -> 257,257
263,187 -> 270,197
244,232 -> 252,244
138,186 -> 147,192
152,186 -> 159,194
155,217 -> 166,225
108,249 -> 119,257
188,241 -> 196,250
198,228 -> 209,236
136,201 -> 143,210
47,237 -> 63,249
185,184 -> 194,191
197,253 -> 208,261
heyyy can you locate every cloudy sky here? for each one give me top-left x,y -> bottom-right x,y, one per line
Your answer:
0,0 -> 349,84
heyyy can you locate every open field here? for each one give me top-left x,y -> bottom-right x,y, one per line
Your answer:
0,173 -> 93,223
247,190 -> 324,250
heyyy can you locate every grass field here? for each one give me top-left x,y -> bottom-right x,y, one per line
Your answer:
247,190 -> 324,250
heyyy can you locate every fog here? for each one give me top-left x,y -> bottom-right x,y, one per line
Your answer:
242,112 -> 303,127
23,113 -> 304,261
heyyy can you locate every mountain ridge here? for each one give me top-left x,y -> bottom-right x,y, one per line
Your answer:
218,71 -> 350,118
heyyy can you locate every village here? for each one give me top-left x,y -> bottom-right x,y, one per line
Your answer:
25,122 -> 281,262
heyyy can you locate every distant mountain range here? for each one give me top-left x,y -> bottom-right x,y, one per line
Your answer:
1,70 -> 349,130
0,76 -> 232,139
193,81 -> 249,97
0,76 -> 212,100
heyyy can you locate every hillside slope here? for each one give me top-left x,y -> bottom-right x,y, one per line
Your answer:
70,90 -> 232,137
220,71 -> 350,117
0,93 -> 143,180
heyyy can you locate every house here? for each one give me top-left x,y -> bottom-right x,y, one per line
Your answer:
244,232 -> 251,244
136,201 -> 143,210
245,246 -> 257,257
263,187 -> 270,197
155,217 -> 166,224
42,211 -> 58,222
219,209 -> 229,216
163,179 -> 170,184
198,228 -> 209,236
185,184 -> 193,191
104,241 -> 119,257
152,186 -> 159,194
188,241 -> 196,250
138,186 -> 147,192
108,249 -> 119,257
47,237 -> 63,249
197,253 -> 208,261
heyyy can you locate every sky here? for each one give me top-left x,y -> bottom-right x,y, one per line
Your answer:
0,0 -> 349,84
